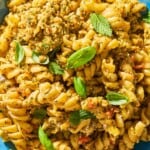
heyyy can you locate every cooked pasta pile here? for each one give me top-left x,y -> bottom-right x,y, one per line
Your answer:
0,0 -> 150,150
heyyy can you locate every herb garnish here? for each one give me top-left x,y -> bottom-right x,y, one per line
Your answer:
49,61 -> 64,75
47,46 -> 61,60
143,11 -> 150,23
73,77 -> 86,98
69,110 -> 95,126
32,51 -> 49,65
106,92 -> 129,105
32,108 -> 47,119
15,42 -> 25,64
67,46 -> 96,69
90,13 -> 112,36
38,127 -> 54,150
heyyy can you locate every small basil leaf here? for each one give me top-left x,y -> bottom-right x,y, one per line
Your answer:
90,13 -> 112,36
69,110 -> 95,126
73,77 -> 86,98
143,11 -> 150,23
33,108 -> 47,119
38,127 -> 54,150
67,46 -> 96,69
140,6 -> 148,17
47,46 -> 61,60
108,99 -> 128,105
32,51 -> 49,65
106,92 -> 129,105
49,62 -> 64,75
15,42 -> 25,64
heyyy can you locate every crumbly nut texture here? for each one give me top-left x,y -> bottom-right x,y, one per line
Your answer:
6,0 -> 86,54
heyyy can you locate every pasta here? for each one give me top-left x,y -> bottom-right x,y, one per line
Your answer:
0,0 -> 150,150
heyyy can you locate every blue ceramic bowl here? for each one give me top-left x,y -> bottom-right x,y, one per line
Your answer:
139,0 -> 150,9
0,137 -> 150,150
0,138 -> 16,150
134,141 -> 150,150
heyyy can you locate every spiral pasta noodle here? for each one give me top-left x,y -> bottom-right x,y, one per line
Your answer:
0,113 -> 27,150
119,63 -> 137,103
119,121 -> 145,150
101,57 -> 119,90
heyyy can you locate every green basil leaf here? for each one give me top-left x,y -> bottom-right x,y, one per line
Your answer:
15,42 -> 25,64
49,62 -> 64,75
73,77 -> 86,98
108,99 -> 128,105
67,46 -> 96,69
90,13 -> 112,36
38,127 -> 54,150
106,92 -> 129,105
47,46 -> 61,60
69,110 -> 95,126
143,11 -> 150,23
32,51 -> 49,65
33,108 -> 47,119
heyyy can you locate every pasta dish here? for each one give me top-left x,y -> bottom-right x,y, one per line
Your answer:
0,0 -> 150,150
